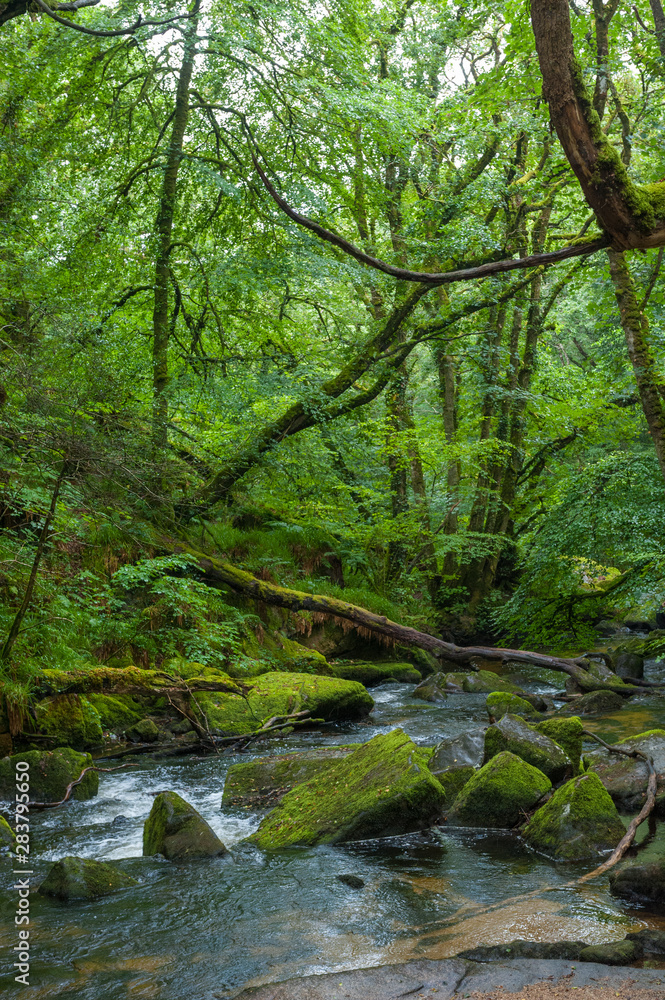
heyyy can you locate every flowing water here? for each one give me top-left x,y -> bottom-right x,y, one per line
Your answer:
3,657 -> 665,999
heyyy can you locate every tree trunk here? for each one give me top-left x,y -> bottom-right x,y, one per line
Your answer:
607,249 -> 665,480
151,0 -> 200,449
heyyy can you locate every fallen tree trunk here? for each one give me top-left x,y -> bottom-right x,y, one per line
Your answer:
174,543 -> 643,694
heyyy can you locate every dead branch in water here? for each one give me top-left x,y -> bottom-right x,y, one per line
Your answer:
27,763 -> 139,810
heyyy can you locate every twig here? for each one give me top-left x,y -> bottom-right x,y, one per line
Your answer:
27,763 -> 139,810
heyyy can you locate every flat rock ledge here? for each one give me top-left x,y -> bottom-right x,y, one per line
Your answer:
226,958 -> 665,1000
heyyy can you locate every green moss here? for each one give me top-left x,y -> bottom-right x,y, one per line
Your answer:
33,694 -> 103,750
449,751 -> 551,828
143,790 -> 226,859
0,813 -> 15,849
38,856 -> 138,899
0,748 -> 98,803
533,717 -> 584,773
247,728 -> 446,849
330,662 -> 421,686
522,772 -> 625,860
195,672 -> 373,735
618,729 -> 665,744
437,766 -> 474,808
483,715 -> 572,783
85,693 -> 143,731
222,745 -> 361,808
463,671 -> 524,694
486,691 -> 539,719
125,718 -> 159,742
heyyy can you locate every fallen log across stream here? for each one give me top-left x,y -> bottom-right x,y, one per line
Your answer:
175,542 -> 651,696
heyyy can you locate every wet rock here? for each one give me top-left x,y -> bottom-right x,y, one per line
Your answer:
584,728 -> 665,813
522,772 -> 625,860
195,672 -> 373,735
579,940 -> 638,965
125,718 -> 160,743
596,619 -> 621,637
609,858 -> 665,903
247,728 -> 446,849
0,813 -> 15,850
461,671 -> 526,694
428,730 -> 486,773
625,928 -> 665,956
613,651 -> 645,679
170,719 -> 194,734
483,715 -> 572,784
330,662 -> 421,686
222,745 -> 360,809
412,673 -> 448,702
448,751 -> 551,828
38,856 -> 138,900
33,693 -> 103,750
559,690 -> 625,715
532,716 -> 584,774
436,766 -> 475,808
337,873 -> 364,889
486,692 -> 540,720
623,618 -> 653,632
143,791 -> 227,859
458,940 -> 587,962
112,814 -> 129,827
0,748 -> 98,804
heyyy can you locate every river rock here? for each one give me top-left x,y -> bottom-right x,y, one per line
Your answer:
33,693 -> 103,750
222,745 -> 360,809
483,715 -> 572,784
522,772 -> 625,860
0,748 -> 98,803
0,813 -> 15,850
412,673 -> 448,702
38,856 -> 138,900
579,940 -> 638,965
330,662 -> 421,686
194,672 -> 373,735
448,751 -> 551,828
609,858 -> 665,903
143,791 -> 227,859
125,718 -> 160,743
532,716 -> 584,773
613,651 -> 644,679
247,728 -> 446,849
486,692 -> 540,720
584,728 -> 665,813
429,730 -> 486,773
461,671 -> 525,694
559,690 -> 624,715
458,940 -> 586,961
626,928 -> 665,955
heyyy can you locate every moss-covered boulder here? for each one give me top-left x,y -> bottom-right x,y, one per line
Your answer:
38,856 -> 138,900
222,745 -> 360,809
462,670 -> 525,694
579,940 -> 638,965
412,673 -> 448,702
533,716 -> 584,774
247,729 -> 446,849
584,729 -> 665,813
483,715 -> 572,784
486,691 -> 540,720
143,791 -> 226,859
125,718 -> 160,743
33,694 -> 103,749
429,730 -> 485,775
437,766 -> 475,808
609,859 -> 665,903
86,693 -> 143,732
195,672 -> 373,735
0,748 -> 98,804
448,751 -> 551,828
330,662 -> 421,686
522,772 -> 625,860
558,690 -> 625,715
0,813 -> 15,850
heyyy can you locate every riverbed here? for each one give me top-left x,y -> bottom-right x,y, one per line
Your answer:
3,659 -> 665,999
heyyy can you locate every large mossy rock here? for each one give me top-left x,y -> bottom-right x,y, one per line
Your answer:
33,694 -> 103,750
143,791 -> 227,859
222,745 -> 360,809
483,715 -> 572,784
522,772 -> 625,860
412,673 -> 448,702
533,716 -> 584,774
38,856 -> 138,900
125,718 -> 160,743
461,670 -> 525,694
584,729 -> 665,814
486,691 -> 540,720
0,748 -> 98,804
195,672 -> 373,735
0,813 -> 15,850
247,728 -> 446,849
609,858 -> 665,903
448,751 -> 551,828
558,690 -> 625,715
85,693 -> 144,732
330,662 -> 421,686
579,940 -> 638,965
